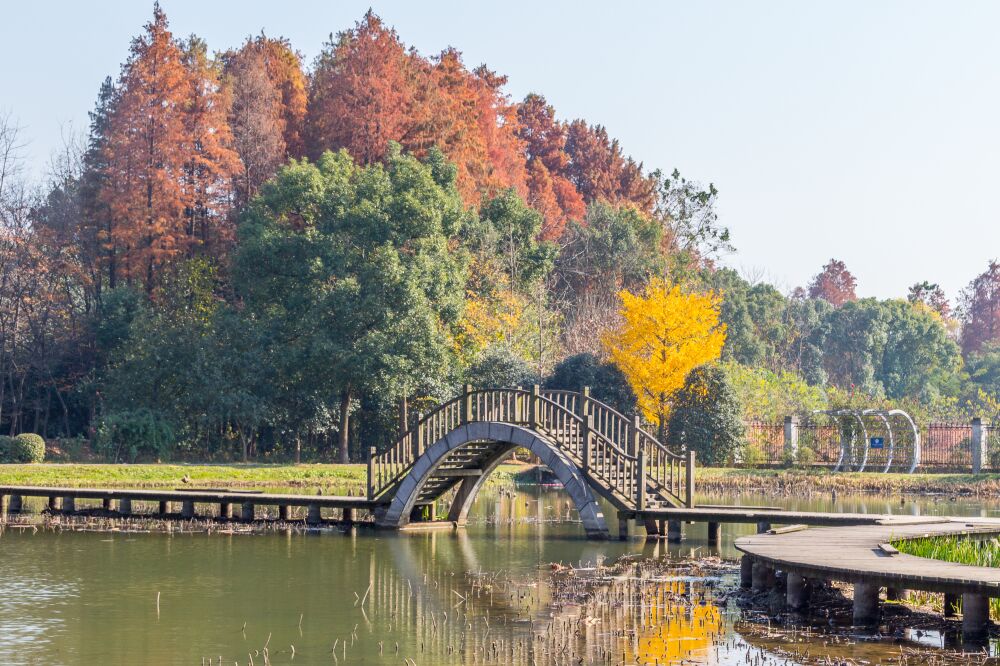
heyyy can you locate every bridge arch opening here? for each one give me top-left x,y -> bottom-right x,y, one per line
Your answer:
376,423 -> 611,539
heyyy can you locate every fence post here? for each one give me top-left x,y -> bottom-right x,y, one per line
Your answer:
685,450 -> 696,508
582,414 -> 593,475
529,385 -> 540,429
636,448 -> 647,510
783,415 -> 799,464
463,384 -> 473,423
972,417 -> 988,474
367,446 -> 376,501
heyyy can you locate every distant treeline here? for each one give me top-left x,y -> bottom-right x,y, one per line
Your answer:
0,5 -> 998,462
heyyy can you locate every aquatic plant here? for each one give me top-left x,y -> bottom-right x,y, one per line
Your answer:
893,534 -> 1000,618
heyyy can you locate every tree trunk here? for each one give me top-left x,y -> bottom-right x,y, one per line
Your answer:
338,387 -> 351,463
295,434 -> 301,464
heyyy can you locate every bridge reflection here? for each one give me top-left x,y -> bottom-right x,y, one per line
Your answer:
365,527 -> 726,664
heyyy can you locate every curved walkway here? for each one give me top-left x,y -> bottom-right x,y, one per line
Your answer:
735,519 -> 1000,595
735,518 -> 1000,639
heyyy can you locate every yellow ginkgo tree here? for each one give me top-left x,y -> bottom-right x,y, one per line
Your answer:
602,278 -> 726,438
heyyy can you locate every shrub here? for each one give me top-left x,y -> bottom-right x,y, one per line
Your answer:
667,364 -> 746,466
0,433 -> 46,463
466,346 -> 537,388
740,442 -> 765,468
95,409 -> 174,462
796,445 -> 817,468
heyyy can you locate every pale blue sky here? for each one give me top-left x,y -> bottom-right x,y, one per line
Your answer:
2,1 -> 998,302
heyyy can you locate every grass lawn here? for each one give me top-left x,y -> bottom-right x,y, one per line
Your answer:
0,462 -> 527,490
2,462 -> 999,495
695,467 -> 1000,496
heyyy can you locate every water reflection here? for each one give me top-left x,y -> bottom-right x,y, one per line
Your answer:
3,486 -> 998,664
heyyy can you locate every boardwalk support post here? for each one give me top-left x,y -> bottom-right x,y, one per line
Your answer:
8,494 -> 22,514
707,521 -> 720,545
119,498 -> 131,515
972,417 -> 988,474
241,502 -> 254,521
307,504 -> 321,525
751,562 -> 774,591
740,556 -> 754,588
852,581 -> 880,626
667,520 -> 683,543
219,502 -> 231,519
181,500 -> 195,519
787,572 -> 808,611
62,497 -> 75,513
963,593 -> 990,641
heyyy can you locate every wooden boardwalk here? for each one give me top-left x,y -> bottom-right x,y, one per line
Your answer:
735,519 -> 1000,640
637,506 -> 945,527
0,485 -> 374,523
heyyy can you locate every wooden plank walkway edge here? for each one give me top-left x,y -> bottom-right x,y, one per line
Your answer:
0,485 -> 376,509
736,521 -> 1000,596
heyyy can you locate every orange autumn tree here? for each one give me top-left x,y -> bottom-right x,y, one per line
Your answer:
306,12 -> 527,204
100,4 -> 238,291
517,94 -> 584,239
602,278 -> 726,438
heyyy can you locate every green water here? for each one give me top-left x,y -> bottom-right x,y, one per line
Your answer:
1,487 -> 999,664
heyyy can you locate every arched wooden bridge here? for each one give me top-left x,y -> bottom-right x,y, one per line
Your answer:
367,386 -> 695,539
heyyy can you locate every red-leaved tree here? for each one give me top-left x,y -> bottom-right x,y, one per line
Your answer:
807,259 -> 858,307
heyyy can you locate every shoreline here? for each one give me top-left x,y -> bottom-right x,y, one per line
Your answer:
3,462 -> 1000,498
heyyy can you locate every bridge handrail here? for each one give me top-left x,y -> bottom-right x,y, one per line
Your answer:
368,386 -> 692,509
370,388 -> 636,500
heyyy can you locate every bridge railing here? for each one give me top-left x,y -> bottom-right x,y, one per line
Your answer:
368,386 -> 693,509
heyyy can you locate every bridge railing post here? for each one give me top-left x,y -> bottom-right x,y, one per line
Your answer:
685,450 -> 696,508
414,413 -> 425,460
463,384 -> 473,423
579,386 -> 591,419
582,414 -> 593,475
636,448 -> 646,510
529,385 -> 540,429
630,415 -> 641,457
367,446 -> 376,501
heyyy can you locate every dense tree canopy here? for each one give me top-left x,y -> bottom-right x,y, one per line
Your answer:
1,4 -> 998,463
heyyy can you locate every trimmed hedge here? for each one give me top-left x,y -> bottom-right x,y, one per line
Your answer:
0,433 -> 45,463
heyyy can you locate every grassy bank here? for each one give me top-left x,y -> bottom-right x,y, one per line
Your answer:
695,468 -> 1000,497
2,463 -> 999,496
0,462 -> 524,490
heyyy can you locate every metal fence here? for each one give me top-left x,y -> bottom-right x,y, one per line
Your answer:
743,419 -> 985,471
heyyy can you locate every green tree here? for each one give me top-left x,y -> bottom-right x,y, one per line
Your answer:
463,187 -> 556,295
235,146 -> 469,462
666,365 -> 745,465
544,352 -> 636,415
813,299 -> 963,400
